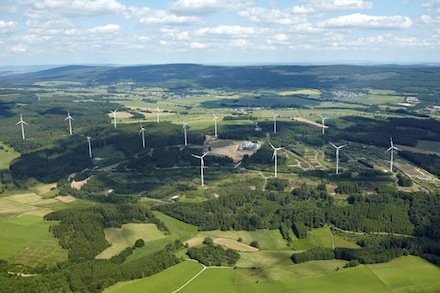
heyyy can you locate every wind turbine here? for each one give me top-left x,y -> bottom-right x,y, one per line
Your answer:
319,114 -> 328,134
269,142 -> 284,177
212,114 -> 219,138
386,137 -> 401,172
16,114 -> 27,140
330,142 -> 346,175
139,125 -> 146,148
273,113 -> 280,133
192,152 -> 209,186
65,110 -> 74,135
110,109 -> 118,128
156,105 -> 160,123
86,135 -> 92,158
182,122 -> 188,146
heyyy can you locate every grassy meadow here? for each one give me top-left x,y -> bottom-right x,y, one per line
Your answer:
0,142 -> 20,169
104,256 -> 440,293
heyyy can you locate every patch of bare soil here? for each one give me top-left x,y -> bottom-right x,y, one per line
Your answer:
71,176 -> 92,190
210,142 -> 256,163
292,117 -> 327,128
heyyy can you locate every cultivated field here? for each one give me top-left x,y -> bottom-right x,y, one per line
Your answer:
105,256 -> 440,293
96,223 -> 168,259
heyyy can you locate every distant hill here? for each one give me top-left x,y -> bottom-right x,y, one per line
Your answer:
1,64 -> 439,91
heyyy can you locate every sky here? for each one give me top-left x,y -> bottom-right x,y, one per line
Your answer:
0,0 -> 440,65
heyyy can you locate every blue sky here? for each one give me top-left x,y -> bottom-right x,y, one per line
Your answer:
0,0 -> 439,65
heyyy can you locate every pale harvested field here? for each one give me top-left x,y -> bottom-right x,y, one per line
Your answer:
36,183 -> 57,195
107,111 -> 133,119
8,193 -> 57,205
396,144 -> 440,156
214,238 -> 258,252
292,117 -> 327,128
210,142 -> 256,163
55,195 -> 76,203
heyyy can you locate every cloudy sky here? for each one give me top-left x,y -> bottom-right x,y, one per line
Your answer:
1,0 -> 439,65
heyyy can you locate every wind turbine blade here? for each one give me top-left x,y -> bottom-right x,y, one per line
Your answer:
272,150 -> 276,159
201,152 -> 209,158
329,142 -> 337,148
269,142 -> 276,150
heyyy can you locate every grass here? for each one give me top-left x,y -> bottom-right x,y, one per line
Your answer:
416,140 -> 440,153
96,223 -> 168,259
193,229 -> 289,251
103,261 -> 204,293
292,226 -> 359,251
0,214 -> 67,267
367,255 -> 440,292
124,212 -> 199,261
0,142 -> 20,169
103,256 -> 440,293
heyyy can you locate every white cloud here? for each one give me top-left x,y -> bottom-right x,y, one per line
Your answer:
318,13 -> 413,29
228,39 -> 248,47
239,7 -> 310,25
170,0 -> 253,15
139,11 -> 199,25
88,24 -> 121,34
9,44 -> 27,53
190,41 -> 207,48
312,0 -> 372,11
27,0 -> 128,18
423,0 -> 440,13
196,25 -> 257,36
0,20 -> 17,34
273,33 -> 288,41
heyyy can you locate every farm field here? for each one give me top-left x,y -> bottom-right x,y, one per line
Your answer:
0,142 -> 20,169
96,223 -> 168,259
105,256 -> 440,293
0,214 -> 67,267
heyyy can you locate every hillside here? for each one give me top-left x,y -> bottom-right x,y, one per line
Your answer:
1,64 -> 440,92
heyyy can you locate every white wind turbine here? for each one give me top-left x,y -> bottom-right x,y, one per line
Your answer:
156,105 -> 160,123
212,113 -> 219,138
182,122 -> 188,146
192,152 -> 209,186
273,113 -> 280,133
330,142 -> 347,175
86,135 -> 93,158
139,125 -> 146,148
65,110 -> 74,135
319,114 -> 328,134
16,114 -> 27,140
110,109 -> 118,128
269,142 -> 284,177
386,137 -> 401,172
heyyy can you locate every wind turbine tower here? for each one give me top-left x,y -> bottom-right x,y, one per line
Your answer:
16,114 -> 27,140
330,142 -> 346,174
269,142 -> 284,177
386,138 -> 401,172
319,114 -> 328,134
273,113 -> 279,133
156,105 -> 160,123
192,152 -> 209,186
212,114 -> 220,138
139,125 -> 146,148
86,136 -> 93,158
182,122 -> 188,146
110,109 -> 118,128
65,110 -> 74,135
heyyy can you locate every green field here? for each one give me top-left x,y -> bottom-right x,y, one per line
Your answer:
416,140 -> 440,153
195,229 -> 289,251
0,214 -> 67,267
96,223 -> 168,259
106,256 -> 440,293
293,226 -> 359,251
0,142 -> 20,169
